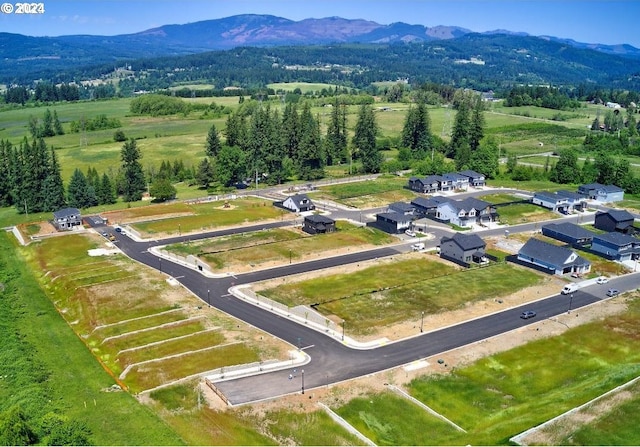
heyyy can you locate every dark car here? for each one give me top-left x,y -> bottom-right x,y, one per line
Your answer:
520,310 -> 537,319
606,289 -> 620,297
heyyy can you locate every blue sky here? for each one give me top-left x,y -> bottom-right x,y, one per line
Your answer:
2,0 -> 640,47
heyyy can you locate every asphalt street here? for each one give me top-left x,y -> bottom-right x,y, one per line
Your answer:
87,191 -> 639,405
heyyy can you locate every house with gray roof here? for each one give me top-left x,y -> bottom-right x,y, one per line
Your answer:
532,191 -> 570,213
407,175 -> 442,194
591,232 -> 640,262
52,207 -> 82,231
458,170 -> 486,188
373,212 -> 413,234
411,196 -> 448,217
578,183 -> 606,199
443,172 -> 470,191
436,197 -> 497,227
594,210 -> 636,234
555,190 -> 588,211
439,233 -> 487,267
596,185 -> 624,203
281,194 -> 315,213
541,222 -> 595,247
302,214 -> 336,235
388,202 -> 415,215
517,238 -> 591,276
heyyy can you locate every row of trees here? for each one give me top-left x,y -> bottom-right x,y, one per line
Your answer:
0,137 -> 150,214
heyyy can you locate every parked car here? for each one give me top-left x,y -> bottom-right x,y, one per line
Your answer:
561,283 -> 579,295
109,234 -> 116,241
411,242 -> 425,251
596,276 -> 609,284
405,229 -> 416,237
606,289 -> 620,297
520,310 -> 537,319
114,227 -> 122,233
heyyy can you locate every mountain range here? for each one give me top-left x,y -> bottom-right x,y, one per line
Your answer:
2,14 -> 640,86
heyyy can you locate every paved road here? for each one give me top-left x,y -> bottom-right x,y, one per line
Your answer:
87,189 -> 638,405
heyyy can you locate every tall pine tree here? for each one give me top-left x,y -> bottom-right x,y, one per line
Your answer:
353,105 -> 382,174
401,101 -> 432,159
42,146 -> 66,211
325,98 -> 348,166
120,139 -> 146,202
205,123 -> 221,157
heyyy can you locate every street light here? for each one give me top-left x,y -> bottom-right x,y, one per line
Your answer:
178,223 -> 181,237
301,369 -> 305,394
289,249 -> 292,264
207,289 -> 210,308
158,258 -> 162,274
568,294 -> 574,314
341,320 -> 345,341
420,311 -> 424,333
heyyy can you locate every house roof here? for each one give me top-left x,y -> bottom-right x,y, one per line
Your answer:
423,175 -> 445,184
305,214 -> 335,224
555,190 -> 585,201
377,212 -> 411,223
53,207 -> 81,219
534,191 -> 567,202
458,170 -> 484,179
442,197 -> 491,213
411,196 -> 448,209
519,238 -> 589,268
541,222 -> 595,240
389,202 -> 415,212
441,232 -> 486,251
287,193 -> 312,205
599,185 -> 624,194
596,210 -> 635,223
580,182 -> 606,191
443,172 -> 469,182
593,232 -> 639,247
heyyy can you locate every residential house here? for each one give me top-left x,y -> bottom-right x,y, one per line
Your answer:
52,207 -> 82,231
373,212 -> 413,234
541,222 -> 595,247
532,191 -> 570,213
407,175 -> 441,194
281,194 -> 315,213
436,197 -> 496,228
596,185 -> 624,203
411,196 -> 448,217
594,210 -> 636,234
302,215 -> 336,235
439,233 -> 487,266
591,232 -> 640,262
517,238 -> 591,276
458,170 -> 486,188
555,190 -> 588,212
388,202 -> 415,216
578,183 -> 606,199
443,172 -> 470,191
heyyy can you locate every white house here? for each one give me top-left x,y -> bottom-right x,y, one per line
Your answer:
532,191 -> 570,213
281,194 -> 315,213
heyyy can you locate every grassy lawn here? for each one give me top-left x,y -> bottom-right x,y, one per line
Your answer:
0,232 -> 185,445
262,259 -> 542,334
166,222 -> 394,271
315,176 -> 414,208
403,295 -> 640,445
496,202 -> 560,225
130,198 -> 284,236
479,193 -> 526,204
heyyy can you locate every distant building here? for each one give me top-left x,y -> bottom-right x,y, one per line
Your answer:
594,210 -> 636,234
517,238 -> 591,276
302,215 -> 336,235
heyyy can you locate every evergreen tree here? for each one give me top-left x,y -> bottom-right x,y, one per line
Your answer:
67,168 -> 97,208
19,138 -> 50,213
297,103 -> 325,180
41,109 -> 55,137
469,96 -> 485,151
53,110 -> 64,135
28,116 -> 39,139
468,137 -> 499,178
0,406 -> 37,446
216,146 -> 246,186
449,99 -> 471,158
580,157 -> 599,183
224,112 -> 246,148
400,101 -> 431,159
325,98 -> 348,165
205,123 -> 222,157
195,157 -> 215,188
97,173 -> 117,205
120,139 -> 146,202
454,140 -> 472,171
41,146 -> 66,211
0,140 -> 12,207
281,103 -> 300,160
352,105 -> 382,173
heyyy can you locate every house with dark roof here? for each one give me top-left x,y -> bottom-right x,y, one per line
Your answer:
594,210 -> 636,234
52,207 -> 82,231
532,191 -> 570,213
596,185 -> 624,203
591,232 -> 640,262
388,202 -> 415,216
555,190 -> 588,212
410,196 -> 448,217
458,170 -> 486,188
436,197 -> 497,227
302,215 -> 336,235
517,238 -> 591,276
578,183 -> 606,199
373,212 -> 413,234
439,233 -> 487,266
407,176 -> 441,194
443,172 -> 470,191
541,222 -> 595,247
281,194 -> 315,213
